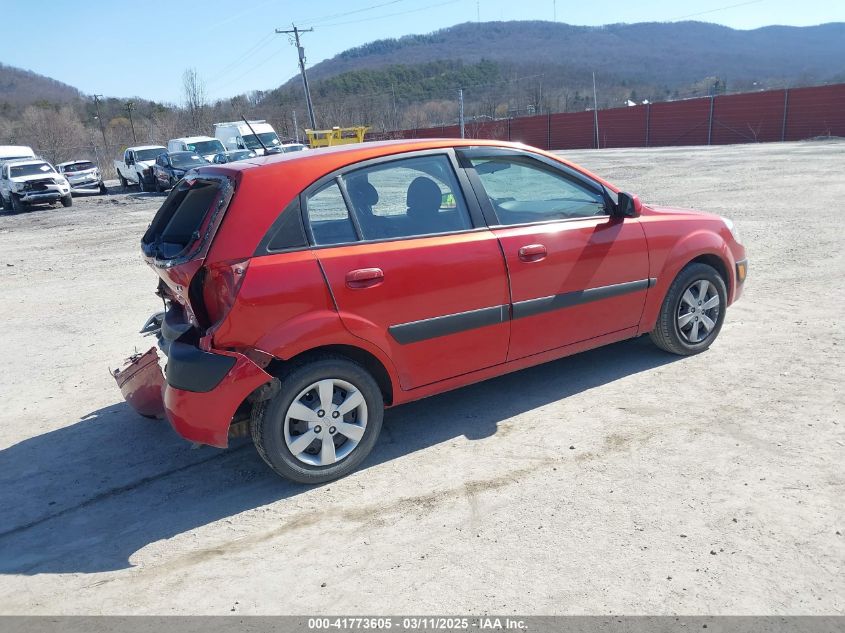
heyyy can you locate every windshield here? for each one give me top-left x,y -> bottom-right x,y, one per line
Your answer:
10,163 -> 56,177
171,154 -> 207,168
229,150 -> 255,161
281,144 -> 305,153
186,140 -> 225,155
136,148 -> 165,161
63,161 -> 96,172
242,132 -> 280,150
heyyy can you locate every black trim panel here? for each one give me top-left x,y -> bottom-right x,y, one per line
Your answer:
389,304 -> 508,345
165,341 -> 236,393
512,278 -> 652,320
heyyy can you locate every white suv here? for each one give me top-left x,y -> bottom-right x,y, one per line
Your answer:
0,159 -> 72,211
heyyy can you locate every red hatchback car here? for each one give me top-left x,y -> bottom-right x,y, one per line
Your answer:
114,139 -> 747,483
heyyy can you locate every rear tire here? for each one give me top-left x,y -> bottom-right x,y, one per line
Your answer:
119,172 -> 128,189
61,194 -> 72,207
650,263 -> 727,355
251,356 -> 384,484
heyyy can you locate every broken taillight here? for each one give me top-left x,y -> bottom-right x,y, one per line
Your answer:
200,259 -> 249,334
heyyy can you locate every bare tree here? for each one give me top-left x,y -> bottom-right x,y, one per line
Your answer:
182,67 -> 208,133
19,105 -> 87,163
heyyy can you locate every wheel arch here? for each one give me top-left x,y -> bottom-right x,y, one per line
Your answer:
687,253 -> 730,296
641,233 -> 735,334
266,344 -> 396,406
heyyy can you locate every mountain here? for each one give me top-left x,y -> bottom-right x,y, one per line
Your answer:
263,20 -> 845,131
302,21 -> 845,87
0,63 -> 80,110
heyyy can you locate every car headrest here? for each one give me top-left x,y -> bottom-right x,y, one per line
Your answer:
406,177 -> 441,213
347,180 -> 379,208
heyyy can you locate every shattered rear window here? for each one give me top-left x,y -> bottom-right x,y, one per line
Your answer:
142,175 -> 234,262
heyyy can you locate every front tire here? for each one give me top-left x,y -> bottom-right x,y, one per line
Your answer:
61,194 -> 72,207
251,356 -> 384,484
650,263 -> 727,355
138,173 -> 147,192
1,194 -> 10,211
119,172 -> 128,189
11,194 -> 27,212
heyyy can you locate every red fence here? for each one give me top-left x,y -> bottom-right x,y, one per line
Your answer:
368,83 -> 845,150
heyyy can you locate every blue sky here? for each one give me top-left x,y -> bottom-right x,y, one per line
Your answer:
1,0 -> 841,103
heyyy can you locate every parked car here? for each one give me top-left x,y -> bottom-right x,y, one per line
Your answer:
214,120 -> 282,155
114,139 -> 748,484
166,136 -> 226,161
152,151 -> 208,192
56,160 -> 107,195
211,149 -> 257,164
0,159 -> 72,211
114,145 -> 166,191
278,142 -> 307,153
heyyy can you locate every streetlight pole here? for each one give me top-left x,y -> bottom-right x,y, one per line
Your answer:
459,88 -> 465,139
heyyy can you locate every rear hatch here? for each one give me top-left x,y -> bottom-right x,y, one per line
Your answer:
141,172 -> 237,334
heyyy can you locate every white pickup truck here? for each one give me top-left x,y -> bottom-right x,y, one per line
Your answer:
113,145 -> 166,192
0,159 -> 72,211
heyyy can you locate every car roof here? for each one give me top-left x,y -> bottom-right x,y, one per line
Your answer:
130,145 -> 166,151
56,160 -> 95,167
173,136 -> 217,142
200,138 -> 616,198
168,151 -> 205,158
5,158 -> 51,167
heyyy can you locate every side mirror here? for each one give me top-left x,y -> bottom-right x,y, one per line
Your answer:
615,191 -> 642,218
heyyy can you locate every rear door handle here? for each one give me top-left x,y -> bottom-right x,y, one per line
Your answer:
345,267 -> 384,289
518,244 -> 547,262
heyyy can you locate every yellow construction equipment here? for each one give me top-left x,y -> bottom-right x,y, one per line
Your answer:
305,126 -> 370,148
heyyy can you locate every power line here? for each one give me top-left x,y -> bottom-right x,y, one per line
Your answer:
319,0 -> 461,28
207,32 -> 278,86
670,0 -> 765,21
296,0 -> 407,27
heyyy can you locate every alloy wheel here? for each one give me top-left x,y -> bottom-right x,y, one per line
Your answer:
677,279 -> 721,344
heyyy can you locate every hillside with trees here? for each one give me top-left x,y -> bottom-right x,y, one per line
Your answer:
0,20 -> 842,169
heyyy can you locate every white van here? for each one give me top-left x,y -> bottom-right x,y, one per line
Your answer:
214,120 -> 282,156
166,136 -> 225,161
0,145 -> 37,164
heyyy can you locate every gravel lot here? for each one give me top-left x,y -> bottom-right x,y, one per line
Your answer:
0,141 -> 842,615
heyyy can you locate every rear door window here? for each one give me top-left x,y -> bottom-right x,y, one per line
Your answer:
342,155 -> 471,241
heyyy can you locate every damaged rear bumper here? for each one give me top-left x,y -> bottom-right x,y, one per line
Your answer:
163,345 -> 271,448
113,315 -> 272,447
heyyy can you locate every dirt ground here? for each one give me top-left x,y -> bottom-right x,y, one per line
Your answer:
0,141 -> 842,615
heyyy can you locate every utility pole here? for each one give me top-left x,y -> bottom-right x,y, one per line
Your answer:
292,110 -> 299,143
592,72 -> 600,149
276,25 -> 317,130
93,94 -> 109,157
125,101 -> 137,143
553,0 -> 556,21
459,88 -> 465,138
